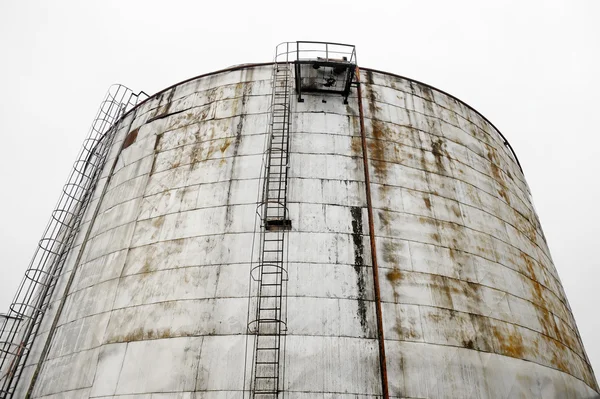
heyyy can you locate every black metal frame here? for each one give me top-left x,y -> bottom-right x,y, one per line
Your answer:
293,41 -> 357,104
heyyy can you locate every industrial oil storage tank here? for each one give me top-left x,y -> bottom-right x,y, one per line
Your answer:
0,41 -> 597,399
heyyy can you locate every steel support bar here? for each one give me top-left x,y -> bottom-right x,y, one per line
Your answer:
355,66 -> 389,399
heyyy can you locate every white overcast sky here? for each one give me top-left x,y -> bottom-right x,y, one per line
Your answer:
0,0 -> 598,381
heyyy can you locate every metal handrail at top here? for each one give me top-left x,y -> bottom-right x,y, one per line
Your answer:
274,41 -> 357,65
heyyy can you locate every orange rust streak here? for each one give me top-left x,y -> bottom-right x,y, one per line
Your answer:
356,67 -> 389,399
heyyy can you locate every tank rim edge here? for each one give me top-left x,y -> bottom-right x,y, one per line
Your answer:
122,62 -> 523,173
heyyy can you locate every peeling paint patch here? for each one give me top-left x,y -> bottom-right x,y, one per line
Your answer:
122,128 -> 139,149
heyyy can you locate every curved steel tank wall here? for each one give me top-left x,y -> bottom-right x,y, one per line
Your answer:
17,64 -> 598,398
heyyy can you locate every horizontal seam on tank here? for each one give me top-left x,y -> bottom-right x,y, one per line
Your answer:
360,155 -> 548,260
77,209 -> 559,297
360,115 -> 530,201
368,86 -> 512,159
109,162 -> 528,264
291,124 -> 526,203
139,91 -> 274,122
135,201 -> 262,222
358,120 -> 529,200
124,109 -> 271,147
364,79 -> 521,170
98,176 -> 262,209
374,208 -> 563,302
141,109 -> 271,138
120,63 -> 275,118
43,333 -> 383,364
91,391 -> 256,398
154,130 -> 268,153
150,151 -> 266,176
298,103 -> 510,166
361,91 -> 518,172
361,108 -> 525,191
55,274 -> 573,344
95,179 -> 261,216
141,77 -> 274,113
110,153 -> 154,178
380,335 -> 594,388
371,219 -> 571,320
79,229 -> 361,266
381,291 -> 585,362
290,142 -> 530,214
279,166 -> 550,277
138,106 -> 273,136
244,389 -> 384,397
378,263 -> 577,342
327,94 -> 511,163
85,203 -> 263,241
52,293 -> 381,322
362,134 -> 530,216
289,127 -> 527,199
77,213 -> 561,312
148,152 -> 264,176
42,301 -> 588,372
370,202 -> 562,295
143,111 -> 271,141
154,134 -> 267,154
148,82 -> 275,114
63,271 -> 376,302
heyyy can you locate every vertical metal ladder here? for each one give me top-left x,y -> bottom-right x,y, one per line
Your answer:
0,86 -> 145,398
249,61 -> 293,399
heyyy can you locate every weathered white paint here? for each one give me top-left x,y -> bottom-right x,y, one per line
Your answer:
8,64 -> 597,398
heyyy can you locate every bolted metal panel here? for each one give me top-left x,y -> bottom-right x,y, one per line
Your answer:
3,62 -> 596,399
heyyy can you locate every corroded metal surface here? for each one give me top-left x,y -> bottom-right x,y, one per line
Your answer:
11,64 -> 597,398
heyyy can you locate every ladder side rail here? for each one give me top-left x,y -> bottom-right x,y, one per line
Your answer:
0,87 -> 134,398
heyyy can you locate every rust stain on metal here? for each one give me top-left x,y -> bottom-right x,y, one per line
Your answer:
368,121 -> 391,179
486,145 -> 512,205
386,267 -> 402,284
151,215 -> 165,229
106,327 -> 175,344
451,203 -> 462,218
220,138 -> 232,153
386,267 -> 403,303
122,128 -> 139,149
356,67 -> 389,399
423,196 -> 432,210
395,317 -> 420,341
493,326 -> 525,358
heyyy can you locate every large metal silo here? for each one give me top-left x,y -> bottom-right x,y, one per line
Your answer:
0,41 -> 597,398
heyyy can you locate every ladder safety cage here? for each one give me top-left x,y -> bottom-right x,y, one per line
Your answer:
248,44 -> 295,399
0,85 -> 147,399
275,41 -> 357,103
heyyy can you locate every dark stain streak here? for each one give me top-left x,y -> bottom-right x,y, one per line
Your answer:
149,134 -> 162,176
431,137 -> 447,172
350,206 -> 368,334
147,108 -> 188,123
150,88 -> 176,121
224,80 -> 252,229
